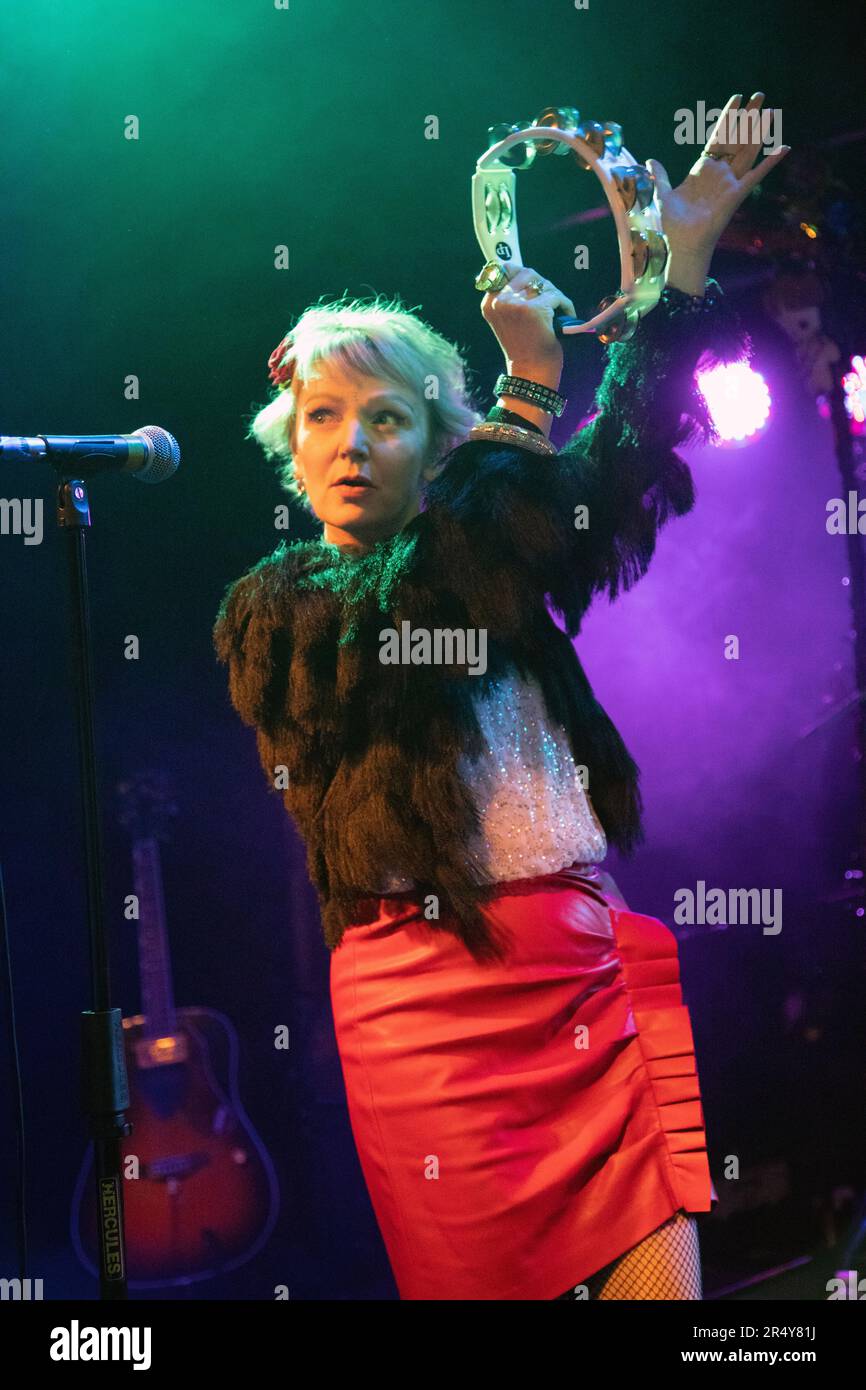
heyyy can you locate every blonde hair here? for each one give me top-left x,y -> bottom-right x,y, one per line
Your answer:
245,292 -> 485,512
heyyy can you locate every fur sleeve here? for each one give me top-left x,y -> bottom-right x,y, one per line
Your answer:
212,547 -> 293,734
423,285 -> 751,635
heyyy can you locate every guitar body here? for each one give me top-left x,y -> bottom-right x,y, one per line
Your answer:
71,771 -> 280,1287
72,1005 -> 280,1287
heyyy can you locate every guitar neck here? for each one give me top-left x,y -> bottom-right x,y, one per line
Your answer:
132,837 -> 177,1037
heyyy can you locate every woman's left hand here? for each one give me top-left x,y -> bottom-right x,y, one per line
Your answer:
647,92 -> 791,263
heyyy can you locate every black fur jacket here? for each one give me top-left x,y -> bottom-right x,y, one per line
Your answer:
213,286 -> 749,961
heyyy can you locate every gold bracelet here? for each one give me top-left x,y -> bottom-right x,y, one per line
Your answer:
467,421 -> 557,456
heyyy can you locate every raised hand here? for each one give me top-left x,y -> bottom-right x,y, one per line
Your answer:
646,92 -> 791,286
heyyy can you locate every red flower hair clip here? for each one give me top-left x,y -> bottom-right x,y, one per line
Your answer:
267,332 -> 296,390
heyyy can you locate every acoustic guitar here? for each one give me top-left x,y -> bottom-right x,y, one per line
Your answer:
71,770 -> 280,1286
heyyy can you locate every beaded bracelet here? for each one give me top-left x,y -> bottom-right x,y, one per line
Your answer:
467,420 -> 558,455
494,372 -> 566,417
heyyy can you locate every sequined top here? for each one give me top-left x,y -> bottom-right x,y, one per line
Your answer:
377,668 -> 608,892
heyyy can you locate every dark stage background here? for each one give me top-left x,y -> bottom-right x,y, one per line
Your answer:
0,0 -> 863,1300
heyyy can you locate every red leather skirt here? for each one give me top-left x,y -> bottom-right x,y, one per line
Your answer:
329,863 -> 717,1301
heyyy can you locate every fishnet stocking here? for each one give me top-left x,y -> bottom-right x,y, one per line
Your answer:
554,1208 -> 703,1300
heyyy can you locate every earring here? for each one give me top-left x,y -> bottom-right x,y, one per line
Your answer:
296,477 -> 306,494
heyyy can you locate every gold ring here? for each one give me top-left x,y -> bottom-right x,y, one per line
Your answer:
475,260 -> 511,293
704,149 -> 737,163
525,278 -> 546,296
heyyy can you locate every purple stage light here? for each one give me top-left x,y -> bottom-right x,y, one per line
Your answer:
696,361 -> 772,447
817,354 -> 866,431
842,354 -> 866,432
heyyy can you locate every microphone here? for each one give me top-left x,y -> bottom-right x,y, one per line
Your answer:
0,425 -> 180,484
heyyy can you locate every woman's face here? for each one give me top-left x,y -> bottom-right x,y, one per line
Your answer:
291,358 -> 440,552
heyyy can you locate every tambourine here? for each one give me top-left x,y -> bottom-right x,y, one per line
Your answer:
472,107 -> 669,344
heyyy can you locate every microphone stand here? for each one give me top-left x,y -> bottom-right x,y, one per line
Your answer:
58,475 -> 131,1299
